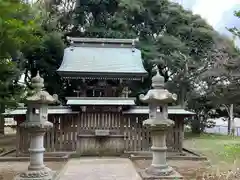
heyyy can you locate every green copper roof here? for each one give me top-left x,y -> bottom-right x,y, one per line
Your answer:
66,97 -> 136,106
4,106 -> 78,116
57,37 -> 148,80
123,106 -> 195,115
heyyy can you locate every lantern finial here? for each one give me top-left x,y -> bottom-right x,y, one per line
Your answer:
152,65 -> 165,89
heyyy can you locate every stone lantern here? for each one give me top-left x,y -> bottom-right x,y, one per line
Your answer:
15,72 -> 56,180
139,67 -> 182,179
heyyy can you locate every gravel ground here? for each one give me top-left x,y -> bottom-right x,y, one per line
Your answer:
0,161 -> 66,180
133,159 -> 210,180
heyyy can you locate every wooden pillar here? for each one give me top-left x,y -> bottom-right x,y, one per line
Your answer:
0,104 -> 5,135
178,115 -> 185,153
173,115 -> 178,151
0,116 -> 4,135
16,127 -> 20,156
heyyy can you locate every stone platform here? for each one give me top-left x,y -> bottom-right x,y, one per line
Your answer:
58,157 -> 141,180
139,170 -> 183,179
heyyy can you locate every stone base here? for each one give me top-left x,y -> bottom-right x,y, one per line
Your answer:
139,167 -> 183,180
14,167 -> 57,180
145,165 -> 174,176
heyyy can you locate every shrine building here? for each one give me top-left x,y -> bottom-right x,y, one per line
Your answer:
5,37 -> 194,156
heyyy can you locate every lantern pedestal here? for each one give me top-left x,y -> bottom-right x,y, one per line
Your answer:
139,119 -> 183,179
14,123 -> 56,180
138,67 -> 183,179
14,72 -> 56,180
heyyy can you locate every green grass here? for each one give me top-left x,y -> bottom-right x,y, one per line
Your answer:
184,133 -> 240,171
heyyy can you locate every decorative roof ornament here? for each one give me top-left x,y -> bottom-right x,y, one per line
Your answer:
67,36 -> 75,51
132,39 -> 135,52
53,94 -> 61,105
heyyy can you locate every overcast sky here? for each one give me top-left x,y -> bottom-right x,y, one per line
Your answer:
171,0 -> 240,35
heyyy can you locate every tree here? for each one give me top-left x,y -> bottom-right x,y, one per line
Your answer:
187,91 -> 216,134
194,33 -> 240,135
205,10 -> 240,135
18,1 -> 68,102
228,10 -> 240,38
26,0 -> 240,135
0,0 -> 40,134
36,0 -> 218,103
28,1 -> 240,136
23,32 -> 66,98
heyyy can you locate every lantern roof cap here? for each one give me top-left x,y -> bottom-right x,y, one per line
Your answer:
26,72 -> 55,104
139,66 -> 177,104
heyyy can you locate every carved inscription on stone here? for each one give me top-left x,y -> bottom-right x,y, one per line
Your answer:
95,129 -> 110,136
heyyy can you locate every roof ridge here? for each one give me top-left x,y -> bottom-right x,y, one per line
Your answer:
67,37 -> 138,45
66,97 -> 136,100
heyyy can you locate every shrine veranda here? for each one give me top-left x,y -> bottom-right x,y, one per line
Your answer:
4,37 -> 194,156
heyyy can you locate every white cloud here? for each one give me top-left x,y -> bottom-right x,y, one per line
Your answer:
192,0 -> 240,27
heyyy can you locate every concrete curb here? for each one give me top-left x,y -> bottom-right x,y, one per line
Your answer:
130,154 -> 208,161
0,155 -> 70,162
127,148 -> 208,161
53,162 -> 69,180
